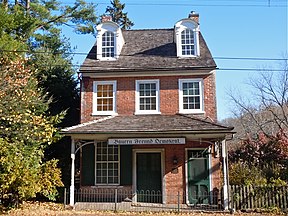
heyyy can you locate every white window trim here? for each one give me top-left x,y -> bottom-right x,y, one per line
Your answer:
96,22 -> 124,61
94,141 -> 120,186
178,78 -> 204,114
181,29 -> 196,56
175,19 -> 200,58
135,79 -> 161,115
92,80 -> 117,116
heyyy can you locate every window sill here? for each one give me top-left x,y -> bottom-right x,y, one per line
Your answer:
179,110 -> 205,114
92,112 -> 118,116
134,111 -> 161,115
177,55 -> 199,58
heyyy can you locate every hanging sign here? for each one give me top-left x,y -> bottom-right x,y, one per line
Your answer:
108,138 -> 185,145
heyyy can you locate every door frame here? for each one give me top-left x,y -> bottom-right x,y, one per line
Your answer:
132,148 -> 165,203
185,147 -> 212,205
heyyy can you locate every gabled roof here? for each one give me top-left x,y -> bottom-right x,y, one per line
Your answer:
80,29 -> 216,73
62,114 -> 233,135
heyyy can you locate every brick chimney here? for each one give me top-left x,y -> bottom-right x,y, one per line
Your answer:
188,11 -> 199,24
101,15 -> 112,22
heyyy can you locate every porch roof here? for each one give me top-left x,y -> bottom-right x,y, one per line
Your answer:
62,114 -> 234,135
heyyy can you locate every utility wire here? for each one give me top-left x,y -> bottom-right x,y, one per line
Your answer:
62,2 -> 287,7
1,49 -> 287,61
5,0 -> 288,6
1,63 -> 286,72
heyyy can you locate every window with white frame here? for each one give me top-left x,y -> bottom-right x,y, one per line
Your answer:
102,31 -> 115,58
135,80 -> 160,114
175,19 -> 200,57
179,79 -> 204,113
95,141 -> 119,185
181,29 -> 195,56
96,22 -> 124,60
93,81 -> 117,115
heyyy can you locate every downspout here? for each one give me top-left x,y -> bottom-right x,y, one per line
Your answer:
70,138 -> 75,206
222,139 -> 229,210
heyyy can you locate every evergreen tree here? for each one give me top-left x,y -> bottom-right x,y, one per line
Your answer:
105,0 -> 134,29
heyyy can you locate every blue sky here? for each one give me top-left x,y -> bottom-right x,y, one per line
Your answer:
64,0 -> 288,120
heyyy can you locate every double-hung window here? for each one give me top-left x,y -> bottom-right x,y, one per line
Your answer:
93,81 -> 117,115
175,19 -> 200,57
181,29 -> 195,56
135,80 -> 160,114
95,141 -> 119,185
102,31 -> 115,58
179,79 -> 204,113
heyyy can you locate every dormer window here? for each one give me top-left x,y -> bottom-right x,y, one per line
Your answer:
96,21 -> 124,61
175,18 -> 200,57
102,31 -> 115,58
181,29 -> 195,56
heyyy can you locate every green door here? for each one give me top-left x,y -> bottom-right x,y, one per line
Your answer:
187,149 -> 210,205
136,152 -> 162,203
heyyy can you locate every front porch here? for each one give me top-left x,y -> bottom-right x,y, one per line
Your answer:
62,114 -> 234,210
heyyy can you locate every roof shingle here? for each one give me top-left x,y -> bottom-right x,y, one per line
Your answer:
80,29 -> 216,73
62,114 -> 233,134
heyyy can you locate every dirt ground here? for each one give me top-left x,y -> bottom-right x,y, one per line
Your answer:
2,202 -> 287,216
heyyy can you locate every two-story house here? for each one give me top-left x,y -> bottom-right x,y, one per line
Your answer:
62,12 -> 234,209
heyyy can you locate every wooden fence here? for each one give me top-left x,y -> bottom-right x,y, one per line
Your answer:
229,185 -> 288,210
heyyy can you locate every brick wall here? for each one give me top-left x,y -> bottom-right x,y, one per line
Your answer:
80,73 -> 217,123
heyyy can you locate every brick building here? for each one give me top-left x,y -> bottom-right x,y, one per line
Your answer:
62,12 -> 234,209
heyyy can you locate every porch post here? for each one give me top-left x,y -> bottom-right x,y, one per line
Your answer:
222,139 -> 229,210
70,138 -> 75,206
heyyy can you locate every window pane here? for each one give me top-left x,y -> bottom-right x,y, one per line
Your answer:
108,177 -> 114,184
145,103 -> 150,110
96,176 -> 102,183
108,154 -> 113,161
145,90 -> 150,96
114,154 -> 118,161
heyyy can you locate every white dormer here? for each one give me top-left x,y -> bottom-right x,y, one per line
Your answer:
175,13 -> 200,58
96,21 -> 124,60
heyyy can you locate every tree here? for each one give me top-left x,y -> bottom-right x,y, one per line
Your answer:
105,0 -> 134,29
229,131 -> 288,185
226,59 -> 288,185
0,0 -> 98,188
0,0 -> 135,201
227,59 -> 288,138
0,0 -> 99,203
0,57 -> 64,204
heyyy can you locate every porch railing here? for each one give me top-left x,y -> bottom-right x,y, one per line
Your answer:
64,188 -> 224,212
